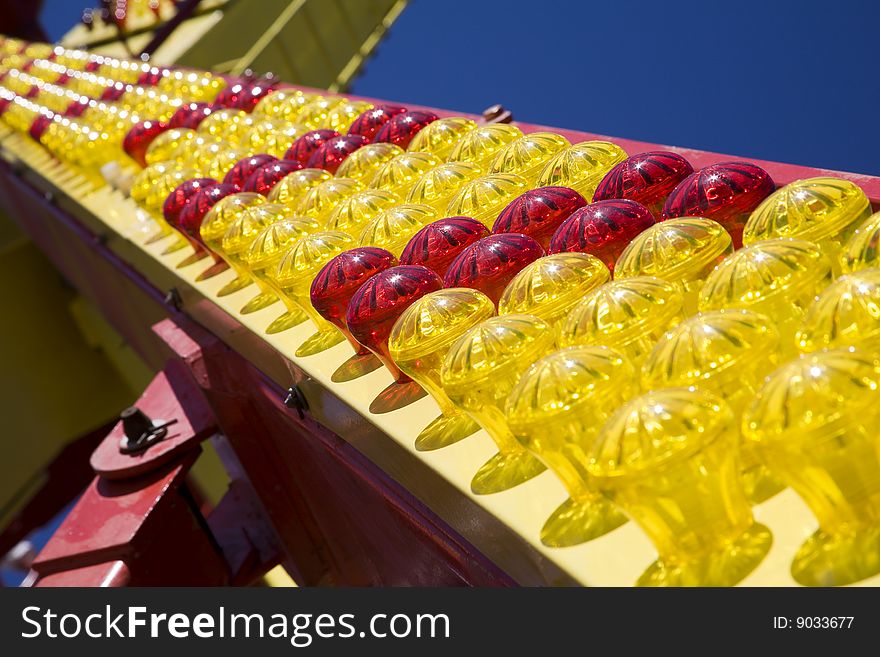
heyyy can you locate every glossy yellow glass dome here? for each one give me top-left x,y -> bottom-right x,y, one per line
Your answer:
196,109 -> 254,144
267,230 -> 355,351
324,189 -> 400,235
441,314 -> 554,494
253,89 -> 318,121
642,309 -> 783,502
389,288 -> 496,451
445,173 -> 529,229
406,161 -> 483,212
498,253 -> 610,328
199,192 -> 267,255
615,217 -> 733,313
297,96 -> 347,129
489,131 -> 571,183
839,211 -> 880,273
368,151 -> 442,197
215,202 -> 280,296
742,348 -> 880,586
743,177 -> 870,272
590,388 -> 771,586
144,128 -> 197,165
698,238 -> 832,354
335,143 -> 404,182
242,119 -> 304,158
536,140 -> 628,199
358,203 -> 438,257
506,345 -> 632,546
796,268 -> 880,353
326,100 -> 374,132
406,117 -> 478,160
448,123 -> 523,170
559,276 -> 684,367
267,168 -> 333,206
296,177 -> 364,222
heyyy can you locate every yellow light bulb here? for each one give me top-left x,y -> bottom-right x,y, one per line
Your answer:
267,167 -> 333,207
440,314 -> 553,494
445,173 -> 529,229
698,238 -> 832,355
498,253 -> 610,329
143,127 -> 197,165
324,189 -> 400,236
335,143 -> 404,182
253,89 -> 318,120
536,140 -> 628,199
358,203 -> 438,258
448,123 -> 523,170
796,268 -> 880,353
615,217 -> 733,313
839,211 -> 880,274
368,151 -> 441,197
267,231 -> 356,355
489,132 -> 571,183
743,177 -> 871,273
406,116 -> 478,160
743,348 -> 880,586
559,276 -> 684,369
388,288 -> 496,451
298,97 -> 347,130
326,100 -> 374,132
406,161 -> 483,212
590,388 -> 772,586
642,309 -> 784,502
241,214 -> 319,315
296,177 -> 363,223
199,192 -> 267,258
506,345 -> 632,546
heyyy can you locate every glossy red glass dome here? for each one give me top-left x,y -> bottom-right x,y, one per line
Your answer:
346,264 -> 444,381
443,233 -> 545,307
63,97 -> 91,117
223,153 -> 277,189
593,151 -> 693,218
229,77 -> 278,112
548,199 -> 656,272
177,183 -> 239,248
284,129 -> 340,166
346,104 -> 407,140
310,247 -> 399,354
168,101 -> 214,130
399,216 -> 490,278
305,134 -> 368,174
28,112 -> 54,142
661,161 -> 775,248
372,110 -> 438,149
137,67 -> 167,86
242,160 -> 304,195
163,177 -> 217,231
123,119 -> 168,167
99,81 -> 130,102
492,186 -> 587,249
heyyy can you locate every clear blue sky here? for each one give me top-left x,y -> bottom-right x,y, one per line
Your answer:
40,0 -> 880,175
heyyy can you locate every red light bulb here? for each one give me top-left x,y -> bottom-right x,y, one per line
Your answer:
662,161 -> 775,248
444,233 -> 545,307
400,216 -> 490,278
242,160 -> 304,195
310,247 -> 399,354
163,177 -> 217,255
593,151 -> 694,219
492,186 -> 587,250
28,111 -> 54,142
99,81 -> 130,102
123,119 -> 168,167
305,134 -> 368,174
284,129 -> 340,166
548,199 -> 656,273
137,67 -> 167,86
223,153 -> 277,189
177,183 -> 239,255
346,265 -> 444,381
63,97 -> 91,117
347,104 -> 407,140
168,101 -> 214,129
372,110 -> 438,149
230,77 -> 278,113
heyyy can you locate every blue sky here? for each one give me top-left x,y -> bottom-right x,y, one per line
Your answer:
40,0 -> 880,175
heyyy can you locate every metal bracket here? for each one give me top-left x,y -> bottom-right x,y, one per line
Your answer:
283,385 -> 309,420
118,406 -> 179,455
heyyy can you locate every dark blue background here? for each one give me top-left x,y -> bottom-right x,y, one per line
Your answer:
39,0 -> 880,175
